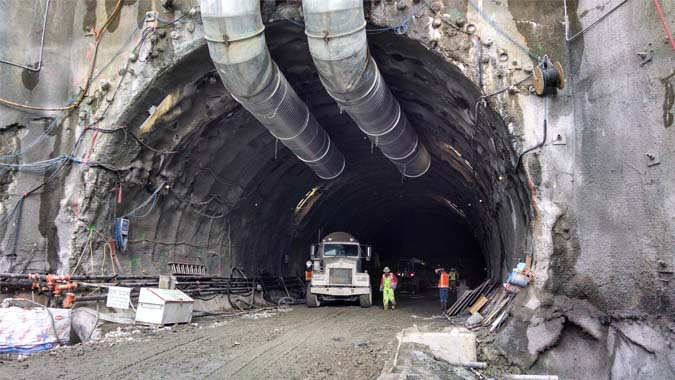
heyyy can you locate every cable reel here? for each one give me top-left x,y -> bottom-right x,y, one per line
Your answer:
533,56 -> 565,96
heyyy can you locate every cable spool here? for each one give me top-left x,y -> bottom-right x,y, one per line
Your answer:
533,59 -> 564,96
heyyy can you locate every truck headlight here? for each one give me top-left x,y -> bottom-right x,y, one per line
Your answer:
356,275 -> 369,283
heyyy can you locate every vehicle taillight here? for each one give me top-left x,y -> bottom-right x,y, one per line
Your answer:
410,272 -> 415,277
397,272 -> 401,276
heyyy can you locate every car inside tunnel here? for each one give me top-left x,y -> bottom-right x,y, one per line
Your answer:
110,21 -> 531,289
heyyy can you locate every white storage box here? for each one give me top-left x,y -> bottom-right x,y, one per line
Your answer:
135,288 -> 194,325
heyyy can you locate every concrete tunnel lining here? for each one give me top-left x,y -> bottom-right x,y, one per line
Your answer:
105,22 -> 531,284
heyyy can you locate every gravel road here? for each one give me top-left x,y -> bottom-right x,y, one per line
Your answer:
1,293 -> 446,380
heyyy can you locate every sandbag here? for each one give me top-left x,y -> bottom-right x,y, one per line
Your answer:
0,306 -> 71,355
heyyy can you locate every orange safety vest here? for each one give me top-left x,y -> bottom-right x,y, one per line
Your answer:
305,270 -> 312,282
438,272 -> 449,288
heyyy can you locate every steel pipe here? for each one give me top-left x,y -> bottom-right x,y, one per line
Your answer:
200,0 -> 345,179
302,0 -> 431,177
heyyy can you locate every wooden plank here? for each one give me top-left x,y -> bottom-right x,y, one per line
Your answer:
450,288 -> 477,316
468,295 -> 489,314
447,290 -> 472,316
525,255 -> 532,270
464,280 -> 490,310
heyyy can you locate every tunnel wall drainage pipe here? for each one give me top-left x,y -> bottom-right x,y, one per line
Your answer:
200,0 -> 345,180
302,0 -> 431,178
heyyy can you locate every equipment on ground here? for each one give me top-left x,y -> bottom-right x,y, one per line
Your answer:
135,288 -> 194,325
306,232 -> 372,308
397,258 -> 436,295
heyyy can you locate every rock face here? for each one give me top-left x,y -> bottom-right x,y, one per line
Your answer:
0,0 -> 674,377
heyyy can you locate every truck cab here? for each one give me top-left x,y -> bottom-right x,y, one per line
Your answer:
306,232 -> 372,308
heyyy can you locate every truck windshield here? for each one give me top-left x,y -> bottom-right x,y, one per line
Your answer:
323,244 -> 359,257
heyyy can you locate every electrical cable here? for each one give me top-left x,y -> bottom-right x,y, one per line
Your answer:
0,115 -> 63,161
169,188 -> 227,219
0,0 -> 124,111
516,97 -> 548,170
466,0 -> 541,61
86,125 -> 177,154
473,73 -> 534,126
122,181 -> 165,218
564,0 -> 630,43
366,3 -> 429,35
653,0 -> 675,54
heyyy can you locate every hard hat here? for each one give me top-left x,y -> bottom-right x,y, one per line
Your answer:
383,267 -> 390,273
306,260 -> 312,267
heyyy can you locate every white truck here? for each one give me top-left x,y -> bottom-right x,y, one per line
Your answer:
306,232 -> 372,308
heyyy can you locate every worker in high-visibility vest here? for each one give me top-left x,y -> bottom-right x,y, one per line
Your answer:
449,267 -> 459,292
379,267 -> 398,310
305,260 -> 313,283
435,266 -> 450,311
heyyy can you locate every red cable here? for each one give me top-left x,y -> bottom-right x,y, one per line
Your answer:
654,0 -> 675,54
83,130 -> 100,164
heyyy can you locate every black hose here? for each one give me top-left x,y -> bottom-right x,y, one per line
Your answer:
516,118 -> 547,171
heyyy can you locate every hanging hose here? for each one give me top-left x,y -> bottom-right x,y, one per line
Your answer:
226,267 -> 255,311
516,98 -> 548,170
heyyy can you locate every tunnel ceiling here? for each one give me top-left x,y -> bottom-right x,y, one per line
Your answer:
119,22 -> 531,279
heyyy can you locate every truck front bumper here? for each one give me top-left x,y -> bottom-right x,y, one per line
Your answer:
311,286 -> 370,297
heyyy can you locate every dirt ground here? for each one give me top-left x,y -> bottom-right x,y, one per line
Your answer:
1,293 -> 450,380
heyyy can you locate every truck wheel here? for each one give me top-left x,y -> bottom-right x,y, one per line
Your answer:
307,292 -> 320,308
359,290 -> 372,308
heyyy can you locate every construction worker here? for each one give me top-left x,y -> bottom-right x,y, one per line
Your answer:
379,267 -> 398,310
305,260 -> 313,283
449,267 -> 459,292
435,266 -> 449,311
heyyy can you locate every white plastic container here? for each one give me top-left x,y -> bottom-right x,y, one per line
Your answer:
135,288 -> 194,325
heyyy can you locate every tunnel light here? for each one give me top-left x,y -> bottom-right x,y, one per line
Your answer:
442,143 -> 462,157
441,197 -> 466,218
295,187 -> 319,212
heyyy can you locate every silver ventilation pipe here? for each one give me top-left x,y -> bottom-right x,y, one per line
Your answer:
200,0 -> 345,180
302,0 -> 431,178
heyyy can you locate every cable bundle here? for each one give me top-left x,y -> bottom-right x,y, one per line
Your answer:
533,57 -> 565,96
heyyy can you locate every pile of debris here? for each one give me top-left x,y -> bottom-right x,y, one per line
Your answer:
444,258 -> 534,333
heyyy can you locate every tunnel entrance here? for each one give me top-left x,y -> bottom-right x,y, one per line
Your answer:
119,22 -> 531,286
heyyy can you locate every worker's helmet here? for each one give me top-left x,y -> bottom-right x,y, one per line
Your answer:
306,260 -> 312,268
383,267 -> 391,273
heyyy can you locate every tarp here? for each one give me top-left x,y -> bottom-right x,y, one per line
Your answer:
0,306 -> 71,355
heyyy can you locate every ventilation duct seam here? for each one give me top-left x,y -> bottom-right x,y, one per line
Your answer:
201,0 -> 345,180
302,0 -> 431,178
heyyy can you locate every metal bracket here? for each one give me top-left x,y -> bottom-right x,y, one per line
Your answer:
145,11 -> 159,28
645,152 -> 661,167
552,132 -> 567,145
